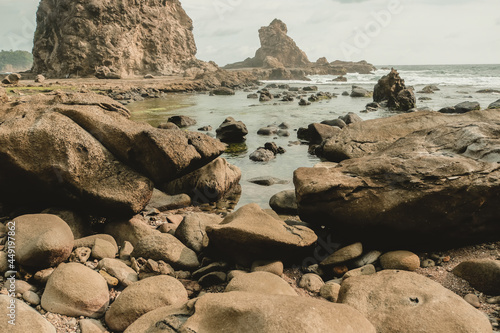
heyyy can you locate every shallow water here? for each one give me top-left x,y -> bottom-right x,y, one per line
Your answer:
128,66 -> 500,209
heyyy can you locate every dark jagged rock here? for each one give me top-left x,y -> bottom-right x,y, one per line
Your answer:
216,117 -> 248,143
167,116 -> 197,128
32,0 -> 197,78
373,69 -> 416,111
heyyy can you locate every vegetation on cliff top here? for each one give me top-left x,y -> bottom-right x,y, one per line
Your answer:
0,50 -> 33,72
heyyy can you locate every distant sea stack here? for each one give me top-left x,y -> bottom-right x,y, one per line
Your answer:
225,19 -> 376,75
32,0 -> 197,78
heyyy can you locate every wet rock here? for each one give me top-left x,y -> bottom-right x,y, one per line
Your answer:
338,270 -> 491,333
14,214 -> 74,268
247,93 -> 258,99
249,148 -> 275,162
307,123 -> 341,144
105,275 -> 188,332
225,271 -> 297,296
259,91 -> 273,102
257,126 -> 278,136
453,259 -> 500,295
373,69 -> 415,111
342,91 -> 349,96
417,86 -> 435,94
248,176 -> 289,186
269,190 -> 298,215
206,203 -> 317,265
216,117 -> 248,143
454,101 -> 481,113
167,115 -> 197,128
488,99 -> 500,109
198,125 -> 212,131
299,98 -> 311,106
41,263 -> 109,318
212,87 -> 235,96
350,86 -> 370,98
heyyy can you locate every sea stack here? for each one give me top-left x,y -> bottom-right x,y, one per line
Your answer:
31,0 -> 197,78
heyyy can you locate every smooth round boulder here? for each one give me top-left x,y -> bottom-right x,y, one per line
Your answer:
105,275 -> 188,332
0,295 -> 56,333
180,292 -> 376,333
41,263 -> 109,318
321,242 -> 363,266
269,190 -> 298,215
338,270 -> 492,333
15,214 -> 74,268
453,259 -> 500,295
380,251 -> 420,271
225,271 -> 297,296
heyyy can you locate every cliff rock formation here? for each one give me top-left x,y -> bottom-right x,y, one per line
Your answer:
32,0 -> 197,78
225,19 -> 309,69
224,19 -> 375,76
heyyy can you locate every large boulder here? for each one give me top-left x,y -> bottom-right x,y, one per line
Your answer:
32,0 -> 197,77
179,292 -> 376,333
373,69 -> 416,111
206,203 -> 317,265
0,92 -> 226,215
318,109 -> 500,162
163,157 -> 241,203
41,263 -> 109,318
338,270 -> 492,333
105,275 -> 188,332
2,73 -> 21,85
297,110 -> 500,247
0,295 -> 56,333
453,260 -> 500,295
14,214 -> 74,268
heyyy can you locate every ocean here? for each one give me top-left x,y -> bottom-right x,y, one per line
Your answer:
128,64 -> 500,209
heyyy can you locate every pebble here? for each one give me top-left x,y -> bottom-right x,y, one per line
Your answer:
320,281 -> 341,302
464,294 -> 481,308
99,270 -> 119,287
420,259 -> 436,268
22,290 -> 41,305
299,273 -> 324,293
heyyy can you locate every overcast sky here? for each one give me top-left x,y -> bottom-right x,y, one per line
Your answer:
1,0 -> 499,66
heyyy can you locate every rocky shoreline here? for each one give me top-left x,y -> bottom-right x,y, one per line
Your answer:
1,69 -> 500,333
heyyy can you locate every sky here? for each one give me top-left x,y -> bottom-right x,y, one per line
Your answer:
1,0 -> 499,66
